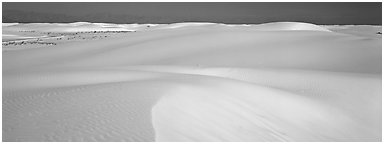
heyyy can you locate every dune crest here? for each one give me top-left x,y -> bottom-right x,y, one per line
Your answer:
253,22 -> 332,32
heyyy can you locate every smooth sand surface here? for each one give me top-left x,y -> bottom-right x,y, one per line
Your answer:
2,22 -> 381,141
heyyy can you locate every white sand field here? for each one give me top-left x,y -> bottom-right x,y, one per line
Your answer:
2,22 -> 382,142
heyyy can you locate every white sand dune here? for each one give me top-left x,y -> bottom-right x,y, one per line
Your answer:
2,22 -> 382,142
324,25 -> 382,38
252,22 -> 332,32
2,34 -> 38,41
2,22 -> 135,33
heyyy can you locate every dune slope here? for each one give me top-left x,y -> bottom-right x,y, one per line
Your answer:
2,22 -> 382,142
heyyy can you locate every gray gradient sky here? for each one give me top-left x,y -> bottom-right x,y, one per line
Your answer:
2,2 -> 382,24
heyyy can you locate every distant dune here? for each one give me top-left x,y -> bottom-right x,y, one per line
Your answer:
2,22 -> 381,142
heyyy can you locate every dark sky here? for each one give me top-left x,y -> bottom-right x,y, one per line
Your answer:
2,2 -> 382,24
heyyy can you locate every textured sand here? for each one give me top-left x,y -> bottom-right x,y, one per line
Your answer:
2,22 -> 381,142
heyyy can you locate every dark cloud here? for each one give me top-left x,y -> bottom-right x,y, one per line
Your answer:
2,2 -> 382,24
